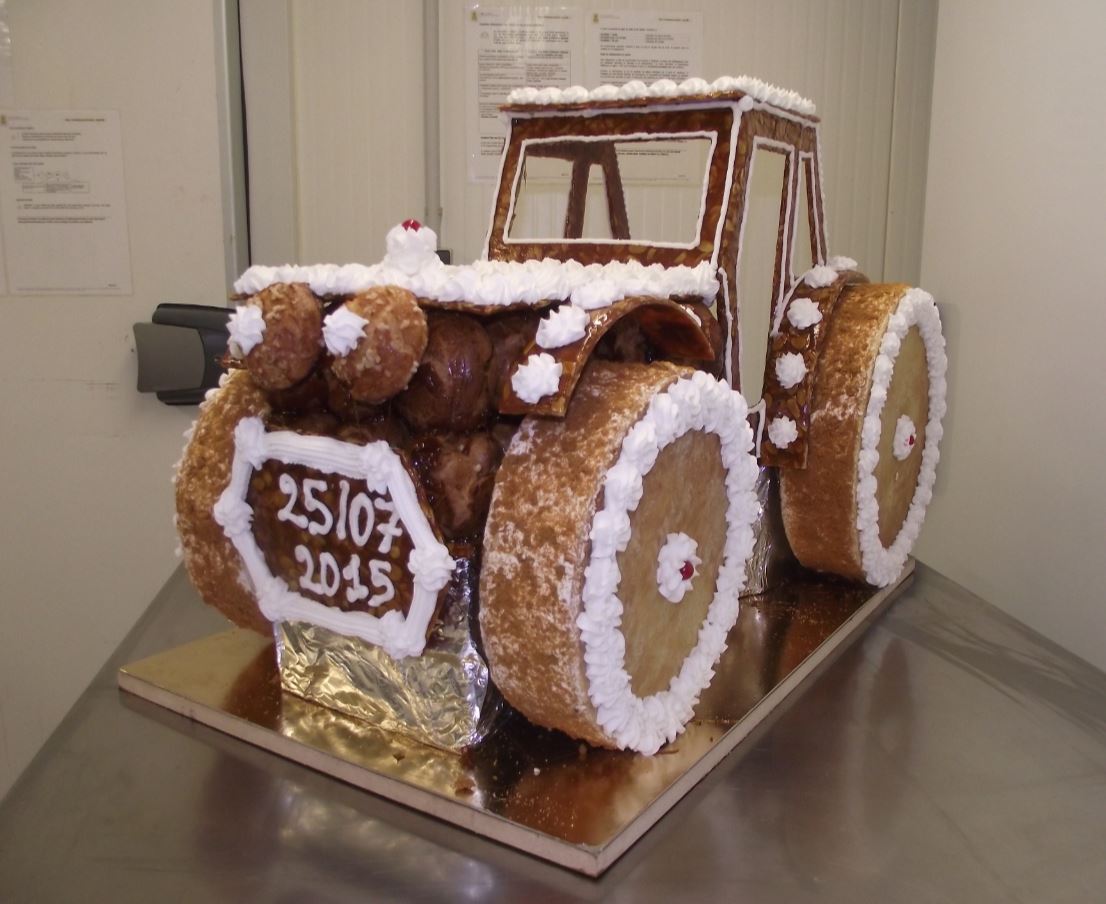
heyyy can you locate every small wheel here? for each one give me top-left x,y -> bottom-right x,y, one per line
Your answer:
479,361 -> 760,754
780,284 -> 947,586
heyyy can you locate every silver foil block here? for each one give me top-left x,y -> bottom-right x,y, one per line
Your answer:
741,466 -> 796,597
275,553 -> 503,752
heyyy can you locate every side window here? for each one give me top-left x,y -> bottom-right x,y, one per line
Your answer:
736,146 -> 789,401
791,156 -> 816,281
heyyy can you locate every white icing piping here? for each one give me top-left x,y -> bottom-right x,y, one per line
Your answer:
227,304 -> 265,357
503,131 -> 718,250
535,304 -> 589,349
234,257 -> 719,310
505,75 -> 816,117
775,351 -> 807,389
213,418 -> 456,659
655,532 -> 701,604
855,289 -> 947,587
786,297 -> 822,330
322,305 -> 367,357
893,415 -> 917,461
804,264 -> 837,288
577,371 -> 759,754
511,352 -> 562,403
767,415 -> 798,449
384,222 -> 438,275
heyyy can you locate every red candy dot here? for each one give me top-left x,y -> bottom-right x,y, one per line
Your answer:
908,434 -> 915,446
679,561 -> 694,581
401,218 -> 422,231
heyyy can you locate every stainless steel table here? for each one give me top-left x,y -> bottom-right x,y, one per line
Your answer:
2,563 -> 1105,902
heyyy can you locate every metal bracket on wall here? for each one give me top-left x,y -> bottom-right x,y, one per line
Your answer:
133,304 -> 230,405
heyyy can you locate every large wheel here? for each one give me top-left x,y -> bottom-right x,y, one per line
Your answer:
780,284 -> 947,586
479,361 -> 760,754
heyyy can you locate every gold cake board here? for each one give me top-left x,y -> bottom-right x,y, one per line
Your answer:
118,560 -> 912,877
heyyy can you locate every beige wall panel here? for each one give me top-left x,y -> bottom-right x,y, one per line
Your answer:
243,0 -> 426,266
0,0 -> 235,796
884,0 -> 937,284
240,0 -> 299,265
917,0 -> 1106,670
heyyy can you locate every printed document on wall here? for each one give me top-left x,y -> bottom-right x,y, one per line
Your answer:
0,110 -> 132,295
584,11 -> 704,184
584,10 -> 703,86
465,5 -> 584,181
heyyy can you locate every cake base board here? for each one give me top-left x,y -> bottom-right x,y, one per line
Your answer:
118,559 -> 913,877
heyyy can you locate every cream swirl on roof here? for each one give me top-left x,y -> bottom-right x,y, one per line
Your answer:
505,75 -> 816,116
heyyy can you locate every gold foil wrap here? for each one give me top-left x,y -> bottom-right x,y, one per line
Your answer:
741,466 -> 796,597
276,554 -> 502,751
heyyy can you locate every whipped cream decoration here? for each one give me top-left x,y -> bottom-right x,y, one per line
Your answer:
767,415 -> 799,449
506,74 -> 816,116
656,532 -> 701,604
827,255 -> 858,271
893,414 -> 918,461
384,220 -> 439,276
804,264 -> 838,288
213,493 -> 253,538
322,305 -> 368,357
511,353 -> 563,403
235,257 -> 719,310
227,304 -> 266,357
856,289 -> 947,587
786,297 -> 823,330
617,79 -> 648,99
409,544 -> 458,592
570,278 -> 623,310
536,304 -> 590,349
213,419 -> 455,659
775,352 -> 807,389
578,371 -> 759,754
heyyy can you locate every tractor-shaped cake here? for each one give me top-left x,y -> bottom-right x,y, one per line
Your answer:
175,76 -> 946,755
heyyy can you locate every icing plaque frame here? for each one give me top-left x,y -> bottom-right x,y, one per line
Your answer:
118,560 -> 913,877
213,417 -> 454,660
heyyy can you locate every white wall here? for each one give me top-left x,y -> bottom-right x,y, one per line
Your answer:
917,0 -> 1106,669
240,0 -> 426,265
0,1 -> 238,797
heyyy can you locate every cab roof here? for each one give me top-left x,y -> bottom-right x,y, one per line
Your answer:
500,75 -> 818,122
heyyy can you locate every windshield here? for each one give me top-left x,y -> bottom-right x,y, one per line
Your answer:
505,134 -> 715,247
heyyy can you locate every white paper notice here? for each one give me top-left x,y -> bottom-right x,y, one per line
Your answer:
465,5 -> 584,181
585,10 -> 703,86
585,11 -> 704,184
0,110 -> 132,295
